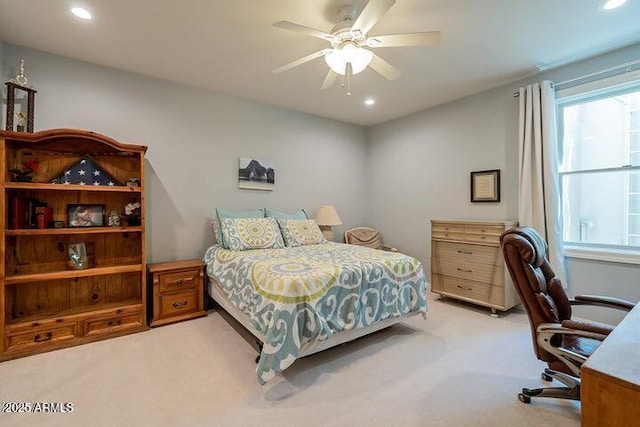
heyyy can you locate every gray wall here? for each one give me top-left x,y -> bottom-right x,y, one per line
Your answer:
2,44 -> 368,263
369,43 -> 640,324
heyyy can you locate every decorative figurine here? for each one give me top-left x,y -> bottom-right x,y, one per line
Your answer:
15,112 -> 26,132
107,210 -> 121,227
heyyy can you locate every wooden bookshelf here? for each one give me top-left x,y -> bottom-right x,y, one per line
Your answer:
1,129 -> 149,361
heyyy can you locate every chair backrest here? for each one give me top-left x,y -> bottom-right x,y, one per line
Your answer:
344,227 -> 383,249
500,227 -> 572,363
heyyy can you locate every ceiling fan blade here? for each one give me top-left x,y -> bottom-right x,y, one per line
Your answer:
367,31 -> 442,48
272,49 -> 332,74
321,70 -> 337,90
369,54 -> 401,81
273,21 -> 334,42
351,0 -> 396,35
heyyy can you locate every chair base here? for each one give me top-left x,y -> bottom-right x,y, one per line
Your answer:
518,368 -> 581,403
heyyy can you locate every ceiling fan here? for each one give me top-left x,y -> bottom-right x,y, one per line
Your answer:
272,0 -> 441,95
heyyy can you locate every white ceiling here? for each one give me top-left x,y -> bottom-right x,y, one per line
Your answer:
1,0 -> 640,126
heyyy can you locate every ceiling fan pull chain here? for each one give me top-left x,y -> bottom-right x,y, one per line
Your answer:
346,63 -> 352,96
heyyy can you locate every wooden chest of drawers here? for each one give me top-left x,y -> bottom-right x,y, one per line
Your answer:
430,220 -> 518,315
148,260 -> 207,327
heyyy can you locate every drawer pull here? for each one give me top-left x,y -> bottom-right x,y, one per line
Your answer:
456,268 -> 472,273
107,319 -> 123,327
480,229 -> 486,233
444,227 -> 449,231
34,332 -> 53,343
456,285 -> 473,291
173,301 -> 188,309
480,236 -> 486,240
176,279 -> 184,286
457,250 -> 472,255
444,233 -> 449,237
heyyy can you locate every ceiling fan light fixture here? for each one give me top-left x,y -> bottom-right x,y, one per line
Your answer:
324,44 -> 373,75
71,7 -> 92,20
602,0 -> 627,10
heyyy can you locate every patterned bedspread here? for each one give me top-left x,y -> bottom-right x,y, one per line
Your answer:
203,242 -> 427,384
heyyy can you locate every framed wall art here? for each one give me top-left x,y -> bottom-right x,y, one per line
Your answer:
238,157 -> 275,191
470,169 -> 500,203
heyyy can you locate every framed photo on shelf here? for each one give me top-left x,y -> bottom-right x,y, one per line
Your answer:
470,169 -> 500,203
67,204 -> 105,227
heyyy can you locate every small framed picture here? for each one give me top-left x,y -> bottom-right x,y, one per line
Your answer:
67,204 -> 105,227
470,169 -> 500,203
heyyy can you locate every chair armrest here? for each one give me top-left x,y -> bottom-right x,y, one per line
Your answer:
561,319 -> 614,336
537,323 -> 608,341
571,295 -> 635,311
536,322 -> 603,372
381,245 -> 398,252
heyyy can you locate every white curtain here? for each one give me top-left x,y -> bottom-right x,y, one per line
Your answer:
518,81 -> 567,287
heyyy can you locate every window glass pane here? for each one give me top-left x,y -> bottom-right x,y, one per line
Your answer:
630,195 -> 640,214
629,235 -> 640,246
631,152 -> 640,166
631,172 -> 640,193
560,90 -> 640,172
631,111 -> 640,131
562,170 -> 637,246
629,216 -> 640,235
631,131 -> 640,152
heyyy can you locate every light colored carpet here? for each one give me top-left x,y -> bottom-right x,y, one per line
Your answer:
0,295 -> 580,427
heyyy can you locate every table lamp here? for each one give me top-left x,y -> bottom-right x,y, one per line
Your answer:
315,205 -> 342,241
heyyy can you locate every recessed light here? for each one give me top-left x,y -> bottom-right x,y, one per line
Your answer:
364,98 -> 375,106
602,0 -> 627,10
71,7 -> 92,20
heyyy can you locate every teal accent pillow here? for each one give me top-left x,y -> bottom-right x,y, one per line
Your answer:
220,217 -> 285,251
215,208 -> 265,248
277,219 -> 327,247
265,208 -> 308,220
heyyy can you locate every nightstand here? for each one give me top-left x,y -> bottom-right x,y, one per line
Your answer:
147,260 -> 207,327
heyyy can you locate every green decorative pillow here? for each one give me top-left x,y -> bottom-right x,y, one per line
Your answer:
214,208 -> 265,248
220,217 -> 285,251
277,219 -> 327,247
265,208 -> 308,220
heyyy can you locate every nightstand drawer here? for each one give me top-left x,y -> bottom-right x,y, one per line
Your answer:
159,269 -> 199,293
5,323 -> 77,352
159,290 -> 199,318
83,311 -> 144,337
148,259 -> 206,327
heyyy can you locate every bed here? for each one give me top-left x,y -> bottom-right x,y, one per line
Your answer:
203,241 -> 428,384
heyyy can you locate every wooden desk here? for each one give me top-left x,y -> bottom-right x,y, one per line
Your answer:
581,303 -> 640,426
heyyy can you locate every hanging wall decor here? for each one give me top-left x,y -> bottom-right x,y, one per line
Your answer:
470,169 -> 500,203
238,157 -> 276,191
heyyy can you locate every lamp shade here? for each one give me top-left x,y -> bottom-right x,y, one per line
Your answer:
315,205 -> 342,226
324,44 -> 373,75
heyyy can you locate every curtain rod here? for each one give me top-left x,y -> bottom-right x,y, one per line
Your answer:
512,57 -> 640,98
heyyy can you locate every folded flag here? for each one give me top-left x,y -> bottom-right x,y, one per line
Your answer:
49,155 -> 122,186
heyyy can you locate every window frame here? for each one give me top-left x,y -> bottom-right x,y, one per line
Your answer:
556,71 -> 640,264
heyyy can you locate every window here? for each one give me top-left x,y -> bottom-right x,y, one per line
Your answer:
557,74 -> 640,254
